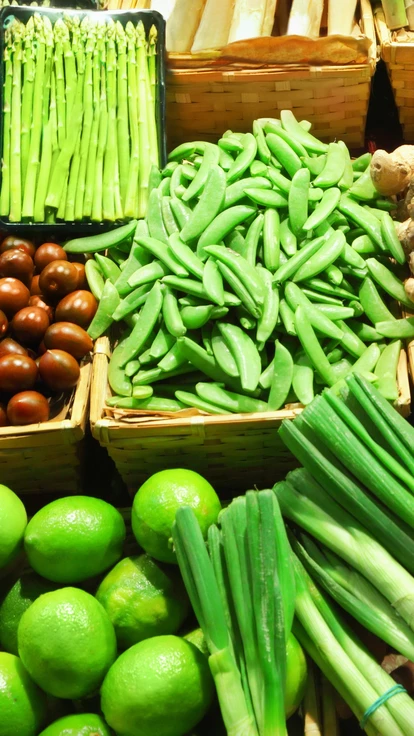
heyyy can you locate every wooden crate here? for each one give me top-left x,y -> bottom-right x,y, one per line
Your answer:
0,361 -> 91,496
90,337 -> 411,498
375,6 -> 414,142
166,1 -> 376,150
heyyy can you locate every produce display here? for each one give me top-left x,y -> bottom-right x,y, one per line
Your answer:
380,0 -> 414,31
68,111 -> 414,416
0,235 -> 96,426
0,11 -> 160,224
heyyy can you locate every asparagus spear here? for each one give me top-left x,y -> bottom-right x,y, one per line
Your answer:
9,20 -> 24,222
136,21 -> 151,218
0,28 -> 13,216
65,17 -> 85,222
124,21 -> 140,218
65,131 -> 82,222
116,21 -> 130,211
92,62 -> 108,222
54,19 -> 67,149
20,17 -> 35,190
103,18 -> 116,222
41,15 -> 53,136
62,15 -> 77,122
147,24 -> 159,167
83,19 -> 103,219
74,17 -> 96,220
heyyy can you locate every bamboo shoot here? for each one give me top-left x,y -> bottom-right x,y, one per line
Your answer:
381,0 -> 408,29
287,0 -> 324,37
166,0 -> 207,52
228,0 -> 267,43
192,0 -> 234,52
328,0 -> 357,35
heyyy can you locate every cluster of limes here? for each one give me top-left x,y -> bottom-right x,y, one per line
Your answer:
0,470 -> 222,736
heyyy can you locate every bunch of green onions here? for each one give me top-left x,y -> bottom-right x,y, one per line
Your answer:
0,13 -> 159,223
172,490 -> 295,736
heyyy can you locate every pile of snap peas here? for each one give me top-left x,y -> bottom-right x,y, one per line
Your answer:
66,109 -> 414,414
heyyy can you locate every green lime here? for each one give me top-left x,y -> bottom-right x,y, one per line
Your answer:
285,633 -> 307,718
183,628 -> 209,657
132,469 -> 221,564
38,713 -> 113,736
18,587 -> 117,700
0,572 -> 60,655
0,485 -> 27,571
101,635 -> 214,736
0,652 -> 48,736
24,496 -> 126,583
96,554 -> 190,650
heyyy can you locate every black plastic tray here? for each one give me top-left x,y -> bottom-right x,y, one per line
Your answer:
0,5 -> 166,237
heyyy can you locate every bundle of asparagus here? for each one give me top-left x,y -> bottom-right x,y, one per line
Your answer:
0,13 -> 160,224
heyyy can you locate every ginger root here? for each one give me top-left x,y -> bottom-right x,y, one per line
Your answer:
395,218 -> 414,259
370,146 -> 414,196
405,277 -> 414,302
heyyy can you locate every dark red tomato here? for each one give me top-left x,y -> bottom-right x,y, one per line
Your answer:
7,391 -> 50,425
0,278 -> 30,317
0,310 -> 8,338
0,237 -> 35,259
38,350 -> 80,391
28,296 -> 54,323
0,338 -> 28,358
0,250 -> 34,287
44,322 -> 93,360
0,401 -> 7,426
12,307 -> 50,346
34,243 -> 67,272
30,275 -> 43,296
72,262 -> 88,290
39,261 -> 78,300
37,340 -> 47,356
0,354 -> 38,393
55,291 -> 97,328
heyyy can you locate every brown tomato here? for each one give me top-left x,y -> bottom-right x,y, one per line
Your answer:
0,250 -> 34,287
0,237 -> 35,259
0,278 -> 30,317
39,261 -> 78,300
55,291 -> 97,328
7,391 -> 50,425
38,350 -> 80,391
12,307 -> 50,346
44,322 -> 93,359
34,243 -> 67,272
0,354 -> 38,393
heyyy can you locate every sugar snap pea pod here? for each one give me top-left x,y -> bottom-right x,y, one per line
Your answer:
109,248 -> 128,268
259,357 -> 274,390
292,353 -> 314,406
175,390 -> 231,414
150,326 -> 175,360
63,220 -> 137,254
224,177 -> 271,209
181,305 -> 214,330
273,236 -> 325,284
134,235 -> 189,277
375,317 -> 414,339
178,336 -> 237,386
266,124 -> 308,157
256,267 -> 279,347
95,254 -> 121,285
168,141 -> 199,162
211,324 -> 239,378
380,213 -> 406,265
250,160 -> 269,177
219,148 -> 234,171
180,166 -> 226,244
338,196 -> 385,250
163,274 -> 241,307
338,243 -> 367,271
346,320 -> 381,343
313,143 -> 346,188
270,155 -> 283,170
266,133 -> 302,178
132,385 -> 155,400
218,135 -> 243,153
289,168 -> 310,238
352,152 -> 372,171
128,261 -> 170,290
267,167 -> 291,194
178,296 -> 204,307
268,341 -> 294,410
325,264 -> 344,286
375,199 -> 397,212
201,324 -> 213,356
114,243 -> 152,296
295,306 -> 336,386
215,262 -> 260,317
132,363 -> 195,385
196,382 -> 268,414
375,339 -> 402,401
301,288 -> 342,306
162,287 -> 187,338
292,231 -> 346,283
158,340 -> 187,372
170,197 -> 192,230
237,307 -> 257,331
197,205 -> 256,261
336,320 -> 366,358
161,196 -> 179,236
305,278 -> 355,301
168,233 -> 205,280
226,133 -> 258,185
348,165 -> 379,202
85,260 -> 105,301
108,335 -> 133,397
280,109 -> 328,154
253,120 -> 271,164
365,258 -> 414,309
302,155 -> 327,177
244,188 -> 288,209
204,246 -> 265,304
159,178 -> 172,197
303,188 -> 341,232
87,280 -> 120,340
280,218 -> 297,257
244,214 -> 264,267
118,282 -> 164,368
162,162 -> 179,178
263,208 -> 280,272
118,396 -> 185,411
203,257 -> 225,307
326,347 -> 344,364
364,205 -> 387,222
170,164 -> 184,198
139,347 -> 156,366
279,299 -> 296,336
146,188 -> 170,245
284,282 -> 343,340
313,304 -> 354,320
358,277 -> 396,326
337,141 -> 353,190
218,322 -> 261,391
149,165 -> 162,194
182,143 -> 221,202
112,283 -> 153,322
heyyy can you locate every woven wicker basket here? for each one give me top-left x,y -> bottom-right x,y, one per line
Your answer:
375,7 -> 414,142
0,361 -> 91,496
90,337 -> 411,498
166,1 -> 376,151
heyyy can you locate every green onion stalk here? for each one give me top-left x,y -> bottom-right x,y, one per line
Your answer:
321,677 -> 339,736
0,27 -> 13,217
